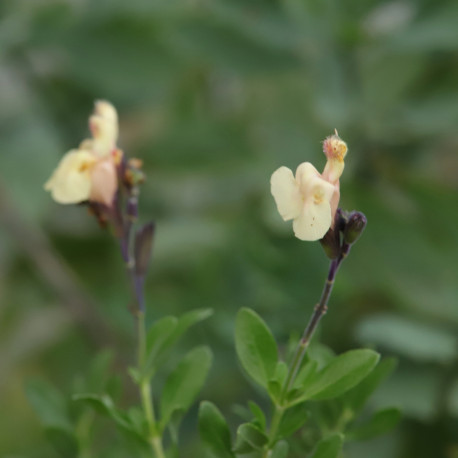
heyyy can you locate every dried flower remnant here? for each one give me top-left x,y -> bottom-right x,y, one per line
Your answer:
270,131 -> 348,241
44,101 -> 122,206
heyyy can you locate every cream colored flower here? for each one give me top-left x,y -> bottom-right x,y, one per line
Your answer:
271,131 -> 348,241
271,162 -> 335,241
45,101 -> 120,206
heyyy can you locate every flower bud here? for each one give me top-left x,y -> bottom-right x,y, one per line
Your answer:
124,158 -> 145,187
319,228 -> 340,259
335,208 -> 349,231
343,211 -> 367,244
134,222 -> 155,277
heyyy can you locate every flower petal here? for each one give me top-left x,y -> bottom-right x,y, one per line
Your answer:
296,162 -> 335,200
94,100 -> 118,125
329,181 -> 340,226
89,115 -> 117,157
271,166 -> 302,221
308,174 -> 335,204
293,200 -> 332,241
89,159 -> 118,206
44,150 -> 95,204
322,159 -> 345,184
295,162 -> 321,189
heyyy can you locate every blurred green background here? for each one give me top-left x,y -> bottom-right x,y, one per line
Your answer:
1,0 -> 458,456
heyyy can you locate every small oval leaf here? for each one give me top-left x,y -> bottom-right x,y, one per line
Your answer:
235,308 -> 278,388
233,423 -> 268,453
199,401 -> 235,458
160,346 -> 213,429
311,433 -> 344,458
303,349 -> 380,401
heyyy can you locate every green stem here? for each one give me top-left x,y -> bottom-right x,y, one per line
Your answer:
264,245 -> 351,455
75,410 -> 95,458
281,246 -> 350,400
266,405 -> 285,452
138,312 -> 166,458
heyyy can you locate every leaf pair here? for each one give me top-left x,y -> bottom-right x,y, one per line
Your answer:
199,400 -> 292,458
290,349 -> 380,404
235,307 -> 380,405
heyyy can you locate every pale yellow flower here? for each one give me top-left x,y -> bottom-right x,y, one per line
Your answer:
45,101 -> 120,206
271,162 -> 335,241
271,131 -> 348,241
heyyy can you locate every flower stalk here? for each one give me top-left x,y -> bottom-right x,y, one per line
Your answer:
263,245 -> 349,456
281,244 -> 349,398
44,101 -> 162,457
119,188 -> 162,457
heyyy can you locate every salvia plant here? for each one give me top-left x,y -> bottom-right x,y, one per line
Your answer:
27,102 -> 400,458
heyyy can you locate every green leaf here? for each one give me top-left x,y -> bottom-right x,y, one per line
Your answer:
233,422 -> 268,453
298,350 -> 380,402
346,407 -> 401,441
25,379 -> 72,431
235,308 -> 278,388
274,361 -> 288,386
271,440 -> 289,458
86,349 -> 115,392
144,315 -> 178,371
127,407 -> 146,433
168,409 -> 184,448
159,309 -> 213,359
268,380 -> 282,403
165,308 -> 214,348
199,401 -> 235,458
311,433 -> 344,458
72,393 -> 140,435
248,401 -> 266,431
293,360 -> 318,389
128,367 -> 142,384
342,358 -> 397,413
73,393 -> 149,452
307,343 -> 335,370
45,428 -> 79,458
145,309 -> 214,374
278,402 -> 309,438
160,346 -> 212,429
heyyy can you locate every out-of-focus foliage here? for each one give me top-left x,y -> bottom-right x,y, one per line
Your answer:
0,0 -> 457,456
